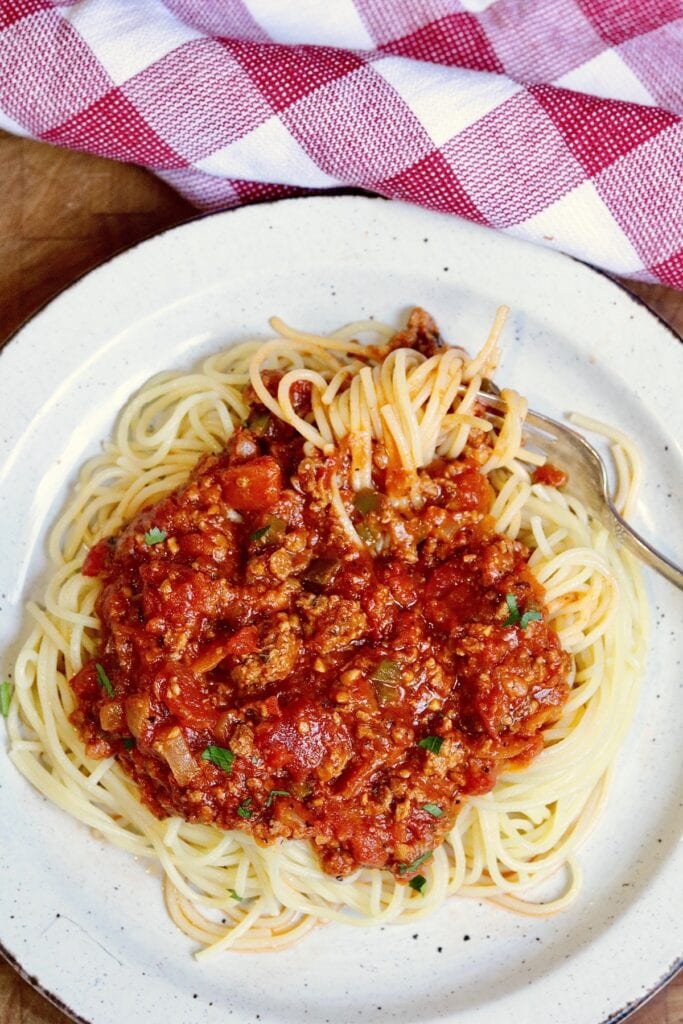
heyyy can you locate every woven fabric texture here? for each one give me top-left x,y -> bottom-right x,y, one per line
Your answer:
1,0 -> 682,285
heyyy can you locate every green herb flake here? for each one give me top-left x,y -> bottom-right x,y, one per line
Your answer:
144,527 -> 167,546
502,592 -> 520,626
0,680 -> 12,718
249,525 -> 271,542
237,798 -> 253,819
266,789 -> 290,807
371,659 -> 400,683
95,663 -> 114,698
422,803 -> 443,818
418,735 -> 443,755
121,737 -> 135,750
399,851 -> 433,876
201,745 -> 235,773
503,593 -> 542,629
228,889 -> 242,901
409,874 -> 427,895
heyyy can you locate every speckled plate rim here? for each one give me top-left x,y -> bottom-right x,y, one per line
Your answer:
0,196 -> 681,1024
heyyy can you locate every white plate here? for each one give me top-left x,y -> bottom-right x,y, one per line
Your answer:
0,197 -> 681,1024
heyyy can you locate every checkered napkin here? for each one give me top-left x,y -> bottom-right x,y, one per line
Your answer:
1,1 -> 682,288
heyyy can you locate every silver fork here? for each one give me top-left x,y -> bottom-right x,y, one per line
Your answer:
476,385 -> 683,590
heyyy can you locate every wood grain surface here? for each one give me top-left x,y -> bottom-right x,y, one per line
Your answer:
0,130 -> 680,1024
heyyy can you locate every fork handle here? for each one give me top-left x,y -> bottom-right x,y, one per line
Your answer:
607,502 -> 683,590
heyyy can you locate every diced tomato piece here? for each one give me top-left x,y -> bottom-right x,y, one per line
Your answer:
533,463 -> 567,488
160,668 -> 220,730
255,701 -> 352,781
451,465 -> 494,513
424,560 -> 478,628
218,457 -> 282,511
70,661 -> 100,699
191,626 -> 259,673
225,625 -> 260,660
82,540 -> 111,577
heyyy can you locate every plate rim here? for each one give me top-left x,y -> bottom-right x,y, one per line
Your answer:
1,194 -> 681,1024
1,194 -> 681,364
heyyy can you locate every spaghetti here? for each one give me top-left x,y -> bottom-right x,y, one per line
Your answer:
6,308 -> 646,956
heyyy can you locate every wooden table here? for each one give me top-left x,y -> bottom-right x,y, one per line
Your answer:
0,131 -> 680,1024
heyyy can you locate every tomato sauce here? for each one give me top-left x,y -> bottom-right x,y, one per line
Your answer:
71,394 -> 569,880
533,462 -> 568,488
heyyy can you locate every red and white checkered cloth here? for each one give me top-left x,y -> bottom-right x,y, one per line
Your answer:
1,1 -> 682,287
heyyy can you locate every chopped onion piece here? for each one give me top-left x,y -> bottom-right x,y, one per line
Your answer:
159,728 -> 199,786
99,699 -> 125,733
125,695 -> 152,740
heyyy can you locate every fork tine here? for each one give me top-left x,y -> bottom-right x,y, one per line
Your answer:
471,390 -> 560,442
523,410 -> 562,441
469,386 -> 683,589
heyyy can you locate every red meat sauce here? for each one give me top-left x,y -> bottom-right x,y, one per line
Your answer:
71,330 -> 570,883
532,462 -> 568,488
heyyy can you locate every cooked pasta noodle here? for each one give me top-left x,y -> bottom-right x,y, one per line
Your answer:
6,309 -> 646,956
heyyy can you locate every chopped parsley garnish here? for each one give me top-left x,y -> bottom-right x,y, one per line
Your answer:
144,527 -> 167,546
503,593 -> 542,629
95,663 -> 114,698
266,789 -> 290,807
502,593 -> 520,626
423,803 -> 443,818
201,745 -> 235,773
228,889 -> 241,901
409,874 -> 427,895
121,737 -> 135,750
0,680 -> 12,718
418,735 -> 443,755
249,525 -> 270,542
399,851 -> 433,876
237,798 -> 253,819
